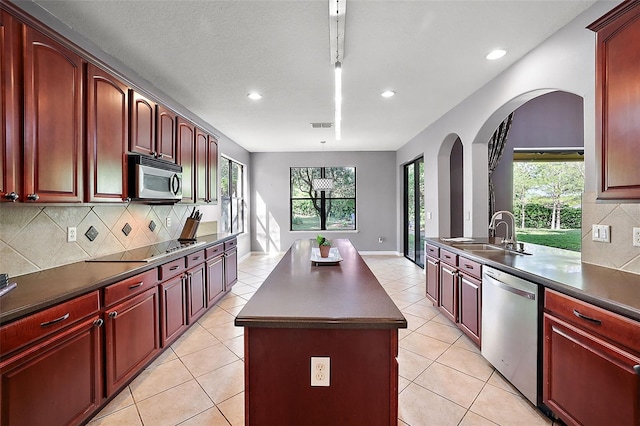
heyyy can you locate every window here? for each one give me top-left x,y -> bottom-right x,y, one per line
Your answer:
220,156 -> 245,234
512,149 -> 583,252
290,167 -> 356,231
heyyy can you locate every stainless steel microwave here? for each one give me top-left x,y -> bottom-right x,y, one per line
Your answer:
128,154 -> 182,201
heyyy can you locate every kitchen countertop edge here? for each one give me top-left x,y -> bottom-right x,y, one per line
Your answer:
426,238 -> 640,322
0,233 -> 238,325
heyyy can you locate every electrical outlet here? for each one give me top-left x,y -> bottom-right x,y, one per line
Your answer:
592,224 -> 611,243
166,217 -> 172,227
311,357 -> 330,387
67,227 -> 77,242
633,227 -> 640,247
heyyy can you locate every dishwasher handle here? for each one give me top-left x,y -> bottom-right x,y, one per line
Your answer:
484,274 -> 536,300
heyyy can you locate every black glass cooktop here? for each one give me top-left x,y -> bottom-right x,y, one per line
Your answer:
86,240 -> 206,263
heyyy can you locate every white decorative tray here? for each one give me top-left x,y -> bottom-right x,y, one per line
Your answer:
311,247 -> 343,264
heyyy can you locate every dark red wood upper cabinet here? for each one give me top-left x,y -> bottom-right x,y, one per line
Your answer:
177,116 -> 195,203
156,104 -> 176,163
23,25 -> 84,202
130,90 -> 156,157
195,127 -> 208,203
86,64 -> 129,202
208,134 -> 219,203
588,1 -> 640,200
0,11 -> 22,203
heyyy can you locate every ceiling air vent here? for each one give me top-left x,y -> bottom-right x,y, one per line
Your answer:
311,122 -> 333,129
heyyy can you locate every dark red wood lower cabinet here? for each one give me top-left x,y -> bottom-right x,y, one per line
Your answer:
186,263 -> 207,324
439,263 -> 457,323
206,256 -> 225,306
243,327 -> 398,426
543,313 -> 640,426
104,287 -> 160,396
425,256 -> 439,306
458,273 -> 481,346
160,275 -> 187,347
0,316 -> 103,426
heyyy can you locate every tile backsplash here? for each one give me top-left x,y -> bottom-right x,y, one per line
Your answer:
0,204 -> 216,277
581,192 -> 640,274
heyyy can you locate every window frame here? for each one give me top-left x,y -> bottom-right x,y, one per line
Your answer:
289,166 -> 357,232
220,155 -> 245,234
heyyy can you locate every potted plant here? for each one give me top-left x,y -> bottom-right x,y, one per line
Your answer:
316,234 -> 331,258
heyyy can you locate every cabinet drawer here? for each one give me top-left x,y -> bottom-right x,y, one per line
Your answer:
0,291 -> 100,357
458,256 -> 482,279
545,289 -> 640,355
104,269 -> 158,307
206,243 -> 224,259
186,250 -> 205,268
224,238 -> 237,251
439,248 -> 458,266
159,258 -> 186,281
426,244 -> 439,258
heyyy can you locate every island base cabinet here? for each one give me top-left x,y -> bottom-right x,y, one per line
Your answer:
243,327 -> 398,426
0,316 -> 102,426
543,313 -> 640,426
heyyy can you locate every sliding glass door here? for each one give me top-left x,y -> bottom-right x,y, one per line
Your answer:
403,158 -> 425,268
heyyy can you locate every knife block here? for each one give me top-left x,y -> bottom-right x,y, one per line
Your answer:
178,217 -> 200,242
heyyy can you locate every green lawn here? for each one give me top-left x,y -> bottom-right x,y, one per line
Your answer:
516,228 -> 581,252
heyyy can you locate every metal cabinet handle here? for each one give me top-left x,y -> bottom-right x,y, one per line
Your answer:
27,193 -> 39,201
465,264 -> 474,269
634,365 -> 640,375
122,197 -> 131,203
4,192 -> 19,201
93,318 -> 104,327
192,256 -> 201,261
169,265 -> 179,271
573,309 -> 602,325
40,313 -> 70,327
128,282 -> 144,290
109,311 -> 118,319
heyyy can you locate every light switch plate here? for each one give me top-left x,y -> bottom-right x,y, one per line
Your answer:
592,224 -> 611,243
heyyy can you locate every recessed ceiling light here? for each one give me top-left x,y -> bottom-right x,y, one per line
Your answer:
381,90 -> 396,98
247,92 -> 262,100
486,49 -> 507,60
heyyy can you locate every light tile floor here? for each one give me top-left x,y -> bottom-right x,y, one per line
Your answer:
89,254 -> 558,426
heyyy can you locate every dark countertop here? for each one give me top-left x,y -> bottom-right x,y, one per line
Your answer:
426,238 -> 640,322
0,233 -> 236,325
235,239 -> 407,329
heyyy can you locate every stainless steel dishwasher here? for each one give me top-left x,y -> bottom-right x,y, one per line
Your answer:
481,266 -> 539,405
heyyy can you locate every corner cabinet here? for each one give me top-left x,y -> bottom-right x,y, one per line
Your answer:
23,25 -> 84,202
1,10 -> 21,203
543,289 -> 640,425
588,1 -> 640,200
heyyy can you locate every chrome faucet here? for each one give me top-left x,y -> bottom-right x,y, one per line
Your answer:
489,210 -> 518,250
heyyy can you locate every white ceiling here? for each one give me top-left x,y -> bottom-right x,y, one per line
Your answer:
33,0 -> 597,152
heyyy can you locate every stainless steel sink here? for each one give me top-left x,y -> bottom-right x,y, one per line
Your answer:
451,243 -> 531,255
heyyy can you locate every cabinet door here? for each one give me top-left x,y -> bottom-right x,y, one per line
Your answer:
195,127 -> 208,203
590,2 -> 640,199
159,275 -> 187,347
23,26 -> 84,202
104,286 -> 160,396
426,256 -> 439,306
86,64 -> 129,202
439,263 -> 457,323
458,273 -> 481,346
225,248 -> 238,289
207,134 -> 218,203
0,316 -> 103,426
156,104 -> 176,163
206,256 -> 225,306
1,11 -> 21,203
543,313 -> 640,426
130,90 -> 156,157
177,117 -> 195,203
187,263 -> 207,323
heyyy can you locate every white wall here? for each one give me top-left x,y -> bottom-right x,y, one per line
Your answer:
250,151 -> 397,252
396,0 -> 622,240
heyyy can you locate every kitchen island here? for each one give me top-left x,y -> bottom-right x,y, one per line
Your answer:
235,238 -> 407,426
